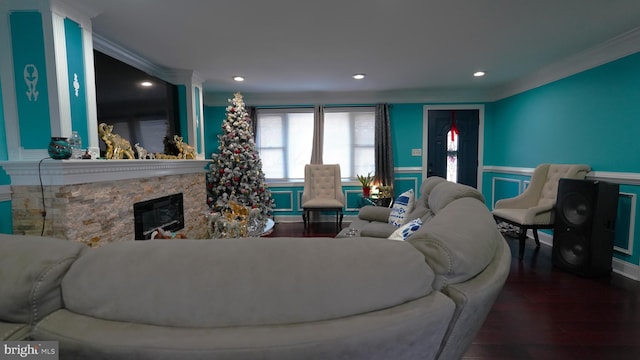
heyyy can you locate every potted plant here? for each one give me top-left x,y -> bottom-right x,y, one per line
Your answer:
357,172 -> 374,197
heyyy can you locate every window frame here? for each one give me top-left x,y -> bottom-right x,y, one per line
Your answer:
255,106 -> 375,182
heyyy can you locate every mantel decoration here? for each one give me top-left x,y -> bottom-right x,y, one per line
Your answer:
98,123 -> 196,160
47,137 -> 72,159
206,92 -> 274,237
357,172 -> 375,197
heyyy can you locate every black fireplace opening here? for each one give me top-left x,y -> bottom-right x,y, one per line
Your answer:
134,193 -> 184,240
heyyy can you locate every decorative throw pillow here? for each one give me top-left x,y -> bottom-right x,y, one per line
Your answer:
388,189 -> 415,227
388,218 -> 422,241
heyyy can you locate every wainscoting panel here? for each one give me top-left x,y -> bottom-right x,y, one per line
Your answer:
270,191 -> 294,212
615,192 -> 636,255
491,177 -> 521,209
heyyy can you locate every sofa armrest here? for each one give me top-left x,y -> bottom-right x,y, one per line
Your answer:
358,206 -> 392,223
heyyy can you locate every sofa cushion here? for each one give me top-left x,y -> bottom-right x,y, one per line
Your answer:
358,205 -> 392,223
428,182 -> 485,214
389,218 -> 423,241
360,221 -> 398,237
0,234 -> 86,324
61,237 -> 434,328
408,198 -> 499,290
388,189 -> 415,226
0,321 -> 31,340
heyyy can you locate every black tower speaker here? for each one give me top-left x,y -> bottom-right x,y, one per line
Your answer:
552,179 -> 619,277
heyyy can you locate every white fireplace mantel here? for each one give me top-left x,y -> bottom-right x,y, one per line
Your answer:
0,159 -> 212,186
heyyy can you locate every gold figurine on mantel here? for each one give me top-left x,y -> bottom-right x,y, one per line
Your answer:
98,123 -> 197,160
98,123 -> 135,159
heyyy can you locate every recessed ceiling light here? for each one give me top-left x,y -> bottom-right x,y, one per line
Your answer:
233,76 -> 245,82
473,71 -> 486,77
352,74 -> 366,80
140,81 -> 153,87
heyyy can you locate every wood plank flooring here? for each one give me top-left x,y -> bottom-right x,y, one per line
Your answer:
269,222 -> 640,360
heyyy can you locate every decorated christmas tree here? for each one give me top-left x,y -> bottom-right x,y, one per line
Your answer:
206,93 -> 274,231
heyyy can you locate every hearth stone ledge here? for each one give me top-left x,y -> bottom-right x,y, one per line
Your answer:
0,159 -> 212,186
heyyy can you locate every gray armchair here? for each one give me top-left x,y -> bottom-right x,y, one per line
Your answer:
492,163 -> 590,259
301,164 -> 345,229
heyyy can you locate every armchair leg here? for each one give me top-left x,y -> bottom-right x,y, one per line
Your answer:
302,210 -> 308,228
533,229 -> 541,247
518,227 -> 527,260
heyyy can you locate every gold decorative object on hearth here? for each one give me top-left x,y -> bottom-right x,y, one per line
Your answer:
98,123 -> 135,159
207,199 -> 264,238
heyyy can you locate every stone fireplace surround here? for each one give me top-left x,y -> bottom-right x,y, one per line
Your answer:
0,159 -> 211,246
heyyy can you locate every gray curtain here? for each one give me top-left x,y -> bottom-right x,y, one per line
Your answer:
247,106 -> 257,140
310,105 -> 324,164
375,104 -> 394,190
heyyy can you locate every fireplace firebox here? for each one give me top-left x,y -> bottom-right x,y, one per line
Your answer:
134,193 -> 184,240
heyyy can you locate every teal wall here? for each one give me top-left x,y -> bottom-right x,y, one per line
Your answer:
203,105 -> 225,157
11,11 -> 51,147
177,85 -> 189,143
0,76 -> 7,161
64,18 -> 88,141
389,103 -> 423,167
485,52 -> 640,171
0,51 -> 12,234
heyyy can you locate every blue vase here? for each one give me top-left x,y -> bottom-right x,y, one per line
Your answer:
48,137 -> 72,159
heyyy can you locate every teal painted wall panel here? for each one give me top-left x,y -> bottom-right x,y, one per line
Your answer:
177,85 -> 189,143
0,76 -> 7,161
615,185 -> 640,266
0,201 -> 12,234
64,18 -> 88,141
11,11 -> 51,148
204,106 -> 225,157
390,103 -> 423,167
485,51 -> 640,172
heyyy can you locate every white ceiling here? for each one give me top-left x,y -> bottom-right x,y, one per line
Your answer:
63,0 -> 640,105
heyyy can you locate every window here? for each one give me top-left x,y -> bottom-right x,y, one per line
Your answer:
256,107 -> 375,180
323,107 -> 375,178
446,130 -> 458,182
255,109 -> 314,180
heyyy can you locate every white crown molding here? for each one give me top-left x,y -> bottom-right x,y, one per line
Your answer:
491,26 -> 640,101
92,33 -> 170,82
203,88 -> 493,107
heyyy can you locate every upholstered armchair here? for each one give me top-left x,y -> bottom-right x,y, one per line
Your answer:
492,164 -> 591,259
301,164 -> 345,229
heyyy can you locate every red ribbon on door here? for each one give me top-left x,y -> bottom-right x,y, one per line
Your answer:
451,111 -> 459,141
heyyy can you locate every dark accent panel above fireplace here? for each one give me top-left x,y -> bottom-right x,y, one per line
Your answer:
134,193 -> 184,240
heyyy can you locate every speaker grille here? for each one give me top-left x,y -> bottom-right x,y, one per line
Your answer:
560,192 -> 592,226
556,232 -> 588,268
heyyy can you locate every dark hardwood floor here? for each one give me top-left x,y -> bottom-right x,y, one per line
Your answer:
269,222 -> 640,360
